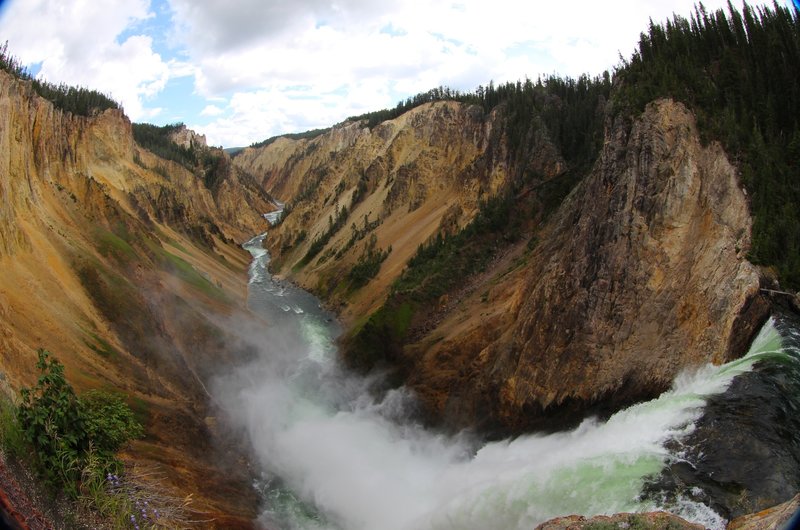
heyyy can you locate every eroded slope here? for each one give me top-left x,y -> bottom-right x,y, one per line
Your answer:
0,69 -> 271,526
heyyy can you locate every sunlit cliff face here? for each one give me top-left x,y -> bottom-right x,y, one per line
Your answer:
233,98 -> 764,435
0,69 -> 274,523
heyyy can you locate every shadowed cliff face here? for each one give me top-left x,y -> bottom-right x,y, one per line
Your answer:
408,99 -> 768,433
0,70 -> 269,525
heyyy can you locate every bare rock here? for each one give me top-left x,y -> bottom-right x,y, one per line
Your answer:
168,123 -> 207,150
535,511 -> 704,530
727,493 -> 800,530
413,99 -> 769,433
494,99 -> 765,428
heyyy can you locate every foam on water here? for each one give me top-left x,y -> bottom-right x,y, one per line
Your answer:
222,239 -> 785,530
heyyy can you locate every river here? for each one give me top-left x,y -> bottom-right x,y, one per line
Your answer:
212,233 -> 800,530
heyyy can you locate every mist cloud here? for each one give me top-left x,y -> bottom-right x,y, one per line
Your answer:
204,240 -> 743,530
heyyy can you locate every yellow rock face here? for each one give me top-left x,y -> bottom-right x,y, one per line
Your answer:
234,101 -> 546,324
410,100 -> 767,432
0,70 -> 271,524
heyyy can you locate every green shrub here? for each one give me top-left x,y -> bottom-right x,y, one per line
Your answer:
15,349 -> 143,497
82,390 -> 143,458
17,349 -> 88,495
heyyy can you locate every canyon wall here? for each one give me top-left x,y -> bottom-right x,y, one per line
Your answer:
407,99 -> 768,432
0,70 -> 271,526
236,98 -> 768,434
0,64 -> 772,521
234,100 -> 564,322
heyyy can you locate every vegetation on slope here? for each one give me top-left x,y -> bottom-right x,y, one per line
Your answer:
344,194 -> 514,371
347,75 -> 611,173
131,122 -> 197,169
347,234 -> 391,290
343,77 -> 612,372
344,1 -> 800,373
0,41 -> 120,116
249,127 -> 332,149
0,351 -> 149,524
0,42 -> 263,523
131,122 -> 230,189
615,1 -> 800,286
0,350 -> 196,527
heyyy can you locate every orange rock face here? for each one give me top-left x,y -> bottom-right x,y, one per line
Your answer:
410,100 -> 768,432
0,69 -> 272,525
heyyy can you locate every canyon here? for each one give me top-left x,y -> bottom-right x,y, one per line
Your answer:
0,44 -> 795,529
233,97 -> 769,435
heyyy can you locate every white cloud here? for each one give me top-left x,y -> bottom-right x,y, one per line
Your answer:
192,82 -> 395,147
172,0 -> 779,145
0,0 -> 169,120
1,0 -> 781,146
201,104 -> 225,117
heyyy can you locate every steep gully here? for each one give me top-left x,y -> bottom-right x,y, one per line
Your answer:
213,214 -> 800,529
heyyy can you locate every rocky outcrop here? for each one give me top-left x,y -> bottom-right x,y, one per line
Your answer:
168,123 -> 207,150
532,495 -> 800,530
406,99 -> 768,432
535,511 -> 704,530
727,493 -> 800,530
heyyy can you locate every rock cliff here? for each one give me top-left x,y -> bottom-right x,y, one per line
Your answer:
413,99 -> 768,432
234,100 -> 564,322
0,69 -> 271,525
168,123 -> 208,150
0,30 -> 788,526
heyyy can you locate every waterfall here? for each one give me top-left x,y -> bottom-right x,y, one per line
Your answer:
212,235 -> 799,530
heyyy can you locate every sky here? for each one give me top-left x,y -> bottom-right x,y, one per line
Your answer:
0,0 -> 789,147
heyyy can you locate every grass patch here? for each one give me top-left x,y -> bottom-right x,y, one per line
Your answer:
126,396 -> 151,429
165,238 -> 189,254
0,394 -> 26,459
93,227 -> 138,266
84,332 -> 121,359
76,257 -> 141,324
160,250 -> 229,303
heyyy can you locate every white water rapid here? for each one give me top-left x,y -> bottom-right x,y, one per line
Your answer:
213,233 -> 786,530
